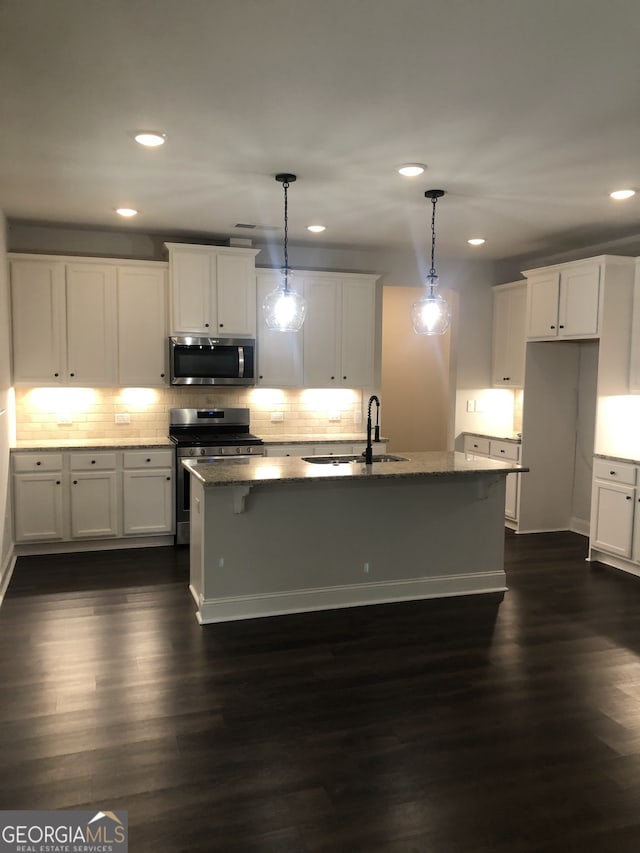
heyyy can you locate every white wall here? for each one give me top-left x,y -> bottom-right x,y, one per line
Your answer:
0,211 -> 14,590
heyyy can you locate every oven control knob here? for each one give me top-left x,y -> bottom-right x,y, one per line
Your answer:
236,446 -> 242,455
200,448 -> 207,456
189,448 -> 197,457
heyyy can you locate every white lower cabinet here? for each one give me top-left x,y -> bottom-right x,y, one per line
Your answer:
590,460 -> 637,560
122,450 -> 174,535
463,435 -> 520,522
69,452 -> 119,538
12,452 -> 65,542
13,447 -> 174,546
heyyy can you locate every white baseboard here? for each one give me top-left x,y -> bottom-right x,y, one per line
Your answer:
192,571 -> 507,624
14,535 -> 175,557
570,516 -> 590,537
588,549 -> 640,579
0,549 -> 17,607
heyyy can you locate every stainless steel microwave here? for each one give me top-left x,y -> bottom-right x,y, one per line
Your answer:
169,336 -> 256,386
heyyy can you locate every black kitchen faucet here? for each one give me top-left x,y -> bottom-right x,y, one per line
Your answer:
364,395 -> 380,465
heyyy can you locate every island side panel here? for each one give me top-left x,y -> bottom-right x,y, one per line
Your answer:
191,473 -> 508,623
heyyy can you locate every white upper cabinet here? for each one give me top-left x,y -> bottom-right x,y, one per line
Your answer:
65,263 -> 118,385
302,272 -> 378,388
117,265 -> 168,386
10,255 -> 168,387
10,258 -> 66,384
492,281 -> 526,387
255,272 -> 303,387
525,261 -> 601,340
166,243 -> 259,337
11,256 -> 118,386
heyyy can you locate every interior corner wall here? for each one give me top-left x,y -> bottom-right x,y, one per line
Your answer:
0,210 -> 13,586
381,286 -> 455,452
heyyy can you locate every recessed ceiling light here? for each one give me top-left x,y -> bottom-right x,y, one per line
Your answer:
397,163 -> 426,177
467,237 -> 486,246
115,208 -> 138,217
610,189 -> 635,200
307,225 -> 326,233
134,131 -> 167,147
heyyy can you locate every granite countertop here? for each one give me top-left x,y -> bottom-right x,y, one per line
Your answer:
183,450 -> 528,487
11,434 -> 381,451
12,438 -> 173,451
594,452 -> 640,465
462,431 -> 522,444
261,434 -> 388,445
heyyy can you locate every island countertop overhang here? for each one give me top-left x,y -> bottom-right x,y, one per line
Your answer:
183,450 -> 528,487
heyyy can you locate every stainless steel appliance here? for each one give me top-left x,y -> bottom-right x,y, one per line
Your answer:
169,336 -> 256,386
170,407 -> 264,544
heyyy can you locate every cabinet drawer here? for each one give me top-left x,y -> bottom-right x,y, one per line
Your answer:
593,459 -> 637,485
69,451 -> 118,471
13,453 -> 63,472
463,436 -> 490,455
265,444 -> 307,457
490,440 -> 520,462
313,444 -> 354,456
123,449 -> 174,469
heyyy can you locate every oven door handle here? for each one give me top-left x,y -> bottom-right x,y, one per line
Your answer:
238,346 -> 245,378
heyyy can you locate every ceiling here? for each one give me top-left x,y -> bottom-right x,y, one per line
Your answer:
2,0 -> 640,263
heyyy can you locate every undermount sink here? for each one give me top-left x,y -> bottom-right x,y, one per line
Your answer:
302,454 -> 409,465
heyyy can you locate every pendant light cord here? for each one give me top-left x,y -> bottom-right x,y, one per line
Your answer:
429,194 -> 437,283
282,179 -> 290,293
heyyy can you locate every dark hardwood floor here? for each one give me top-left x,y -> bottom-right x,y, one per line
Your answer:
2,532 -> 640,852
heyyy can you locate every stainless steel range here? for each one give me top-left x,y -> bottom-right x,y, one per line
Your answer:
169,407 -> 264,544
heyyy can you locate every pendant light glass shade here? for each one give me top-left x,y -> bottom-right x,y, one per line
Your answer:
412,190 -> 451,336
411,276 -> 452,335
263,173 -> 306,332
263,272 -> 306,331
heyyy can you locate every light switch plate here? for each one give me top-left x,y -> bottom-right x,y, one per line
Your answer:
270,412 -> 284,423
115,413 -> 131,424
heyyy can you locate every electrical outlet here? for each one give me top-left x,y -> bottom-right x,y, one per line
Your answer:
329,410 -> 341,422
270,411 -> 284,423
57,413 -> 72,425
115,413 -> 131,424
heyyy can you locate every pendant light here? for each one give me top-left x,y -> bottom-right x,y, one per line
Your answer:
263,173 -> 306,331
411,189 -> 452,336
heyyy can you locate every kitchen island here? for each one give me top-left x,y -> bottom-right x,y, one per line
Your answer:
184,451 -> 527,624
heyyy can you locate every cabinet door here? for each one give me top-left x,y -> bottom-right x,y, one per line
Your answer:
118,266 -> 168,386
169,249 -> 213,334
256,274 -> 303,387
11,259 -> 66,384
590,480 -> 634,558
303,277 -> 341,387
70,471 -> 119,538
66,264 -> 118,385
558,264 -> 600,337
526,272 -> 560,338
341,279 -> 375,387
13,474 -> 65,542
505,474 -> 519,520
216,253 -> 256,337
123,469 -> 174,535
492,283 -> 526,386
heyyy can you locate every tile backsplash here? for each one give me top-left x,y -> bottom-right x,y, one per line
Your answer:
15,386 -> 366,441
